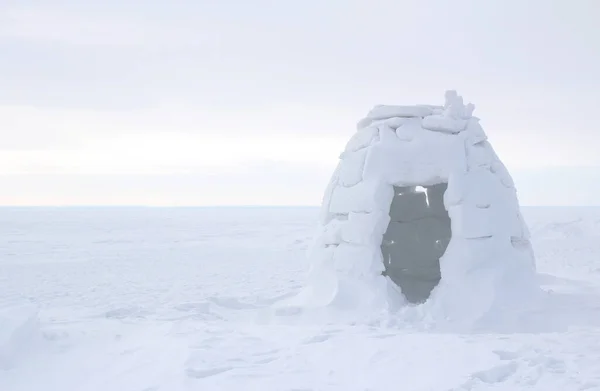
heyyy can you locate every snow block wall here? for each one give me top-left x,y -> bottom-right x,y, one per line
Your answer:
288,91 -> 538,324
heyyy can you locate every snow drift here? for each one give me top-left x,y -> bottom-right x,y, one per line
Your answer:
281,91 -> 539,327
0,303 -> 39,370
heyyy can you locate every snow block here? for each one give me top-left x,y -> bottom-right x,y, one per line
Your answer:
490,160 -> 515,188
338,148 -> 368,187
341,210 -> 390,247
333,243 -> 384,276
307,245 -> 336,273
448,204 -> 495,239
444,172 -> 467,207
443,90 -> 475,119
378,124 -> 400,145
344,127 -> 379,152
465,121 -> 488,145
466,141 -> 494,168
384,117 -> 410,130
462,168 -> 503,207
395,118 -> 421,141
319,162 -> 342,224
365,105 -> 433,120
329,180 -> 394,215
422,115 -> 468,134
517,212 -> 531,239
315,218 -> 344,246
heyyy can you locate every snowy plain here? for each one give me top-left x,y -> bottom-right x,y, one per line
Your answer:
1,206 -> 600,391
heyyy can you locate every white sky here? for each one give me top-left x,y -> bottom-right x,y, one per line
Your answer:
1,0 -> 599,206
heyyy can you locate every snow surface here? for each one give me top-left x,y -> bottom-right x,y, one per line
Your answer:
2,206 -> 600,390
283,92 -> 537,328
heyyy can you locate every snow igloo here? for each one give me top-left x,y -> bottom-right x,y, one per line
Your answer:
288,91 -> 537,323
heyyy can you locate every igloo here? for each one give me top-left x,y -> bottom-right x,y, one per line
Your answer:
286,91 -> 538,324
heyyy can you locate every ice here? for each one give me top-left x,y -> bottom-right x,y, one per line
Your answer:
2,207 -> 600,390
289,91 -> 538,325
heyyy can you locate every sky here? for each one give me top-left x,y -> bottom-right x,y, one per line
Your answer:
1,0 -> 599,206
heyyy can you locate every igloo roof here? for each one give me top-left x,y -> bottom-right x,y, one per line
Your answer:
277,91 -> 539,329
340,90 -> 487,190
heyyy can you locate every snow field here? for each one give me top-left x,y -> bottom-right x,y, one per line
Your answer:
1,207 -> 600,390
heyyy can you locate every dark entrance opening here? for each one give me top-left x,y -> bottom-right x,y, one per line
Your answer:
381,183 -> 452,303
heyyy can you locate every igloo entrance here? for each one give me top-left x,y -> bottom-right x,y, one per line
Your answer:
381,183 -> 451,303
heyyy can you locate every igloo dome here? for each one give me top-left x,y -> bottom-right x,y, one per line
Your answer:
284,91 -> 538,324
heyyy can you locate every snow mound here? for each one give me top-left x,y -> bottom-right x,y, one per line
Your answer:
0,304 -> 40,369
277,90 -> 540,329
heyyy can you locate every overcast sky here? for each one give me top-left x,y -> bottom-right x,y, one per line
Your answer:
1,0 -> 599,206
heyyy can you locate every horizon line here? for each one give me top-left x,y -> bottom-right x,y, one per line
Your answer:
1,204 -> 599,208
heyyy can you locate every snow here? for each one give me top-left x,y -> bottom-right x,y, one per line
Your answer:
0,303 -> 39,370
285,92 -> 538,329
2,206 -> 600,390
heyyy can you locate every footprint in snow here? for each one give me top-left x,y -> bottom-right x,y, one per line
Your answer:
372,333 -> 398,339
471,362 -> 519,383
104,307 -> 152,319
208,296 -> 258,310
254,357 -> 277,364
174,302 -> 211,313
303,334 -> 332,344
450,361 -> 520,390
492,349 -> 520,360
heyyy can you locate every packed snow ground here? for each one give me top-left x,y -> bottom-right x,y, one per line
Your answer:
1,206 -> 600,391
